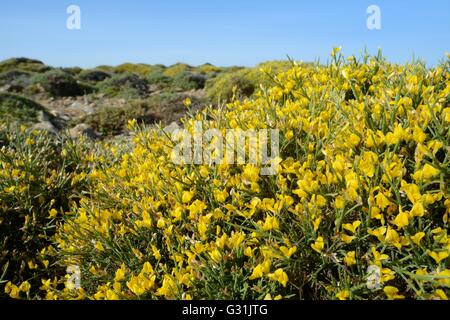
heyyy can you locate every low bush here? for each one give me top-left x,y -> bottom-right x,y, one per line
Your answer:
0,93 -> 51,125
30,70 -> 94,97
77,69 -> 112,84
97,73 -> 149,98
0,58 -> 51,74
0,126 -> 93,298
172,72 -> 207,90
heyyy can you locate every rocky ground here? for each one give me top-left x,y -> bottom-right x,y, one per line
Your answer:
0,57 -> 293,139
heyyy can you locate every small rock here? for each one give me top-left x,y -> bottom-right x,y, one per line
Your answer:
32,121 -> 58,133
69,123 -> 98,139
67,102 -> 94,115
163,122 -> 181,134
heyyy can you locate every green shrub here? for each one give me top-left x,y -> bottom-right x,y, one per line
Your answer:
0,126 -> 92,298
192,63 -> 223,75
0,70 -> 33,92
0,93 -> 51,124
205,61 -> 293,102
95,65 -> 115,73
146,71 -> 173,89
172,72 -> 206,90
30,70 -> 94,97
163,63 -> 192,78
81,103 -> 159,136
97,73 -> 149,98
0,58 -> 51,74
113,63 -> 156,76
205,69 -> 256,102
62,67 -> 83,76
77,69 -> 112,84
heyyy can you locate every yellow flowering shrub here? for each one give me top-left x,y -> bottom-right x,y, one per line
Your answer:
0,126 -> 96,298
3,50 -> 450,300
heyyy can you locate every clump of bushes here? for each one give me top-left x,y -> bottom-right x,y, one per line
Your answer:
0,58 -> 51,74
30,70 -> 94,97
112,63 -> 157,76
62,67 -> 83,76
172,72 -> 207,90
0,93 -> 51,125
44,52 -> 449,301
77,69 -> 112,84
146,72 -> 173,89
0,70 -> 33,92
0,126 -> 93,298
205,69 -> 257,102
80,103 -> 157,136
97,73 -> 149,98
193,63 -> 223,75
163,63 -> 192,78
205,61 -> 294,102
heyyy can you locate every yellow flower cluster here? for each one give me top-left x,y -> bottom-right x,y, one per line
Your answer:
4,50 -> 449,300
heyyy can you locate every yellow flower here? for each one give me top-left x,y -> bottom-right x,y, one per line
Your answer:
249,260 -> 271,280
434,289 -> 448,300
410,232 -> 425,245
106,290 -> 119,300
183,97 -> 192,107
400,181 -> 421,204
156,276 -> 178,299
335,196 -> 345,209
19,281 -> 31,294
368,226 -> 386,242
262,215 -> 279,231
375,192 -> 391,210
209,249 -> 222,263
242,165 -> 260,184
156,217 -> 166,229
151,245 -> 162,260
381,268 -> 395,283
437,269 -> 450,286
331,46 -> 342,58
244,246 -> 254,257
344,251 -> 356,266
4,186 -> 16,193
342,220 -> 361,234
371,247 -> 389,266
4,282 -> 20,299
268,268 -> 289,287
28,260 -> 37,270
311,236 -> 324,253
428,251 -> 449,263
393,210 -> 410,229
285,130 -> 294,140
188,200 -> 207,217
312,217 -> 321,231
95,242 -> 105,252
48,208 -> 58,219
279,246 -> 297,258
182,190 -> 195,203
141,261 -> 154,275
114,263 -> 126,282
410,201 -> 425,217
383,286 -> 405,300
370,206 -> 383,221
385,227 -> 402,249
412,164 -> 440,181
359,151 -> 378,177
336,290 -> 350,300
214,189 -> 228,203
341,234 -> 355,244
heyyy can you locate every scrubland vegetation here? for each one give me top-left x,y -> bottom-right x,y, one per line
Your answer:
1,50 -> 449,300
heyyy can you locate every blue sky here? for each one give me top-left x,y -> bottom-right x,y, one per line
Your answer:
0,0 -> 449,68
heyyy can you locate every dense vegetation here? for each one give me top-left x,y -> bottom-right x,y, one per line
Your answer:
1,50 -> 449,300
